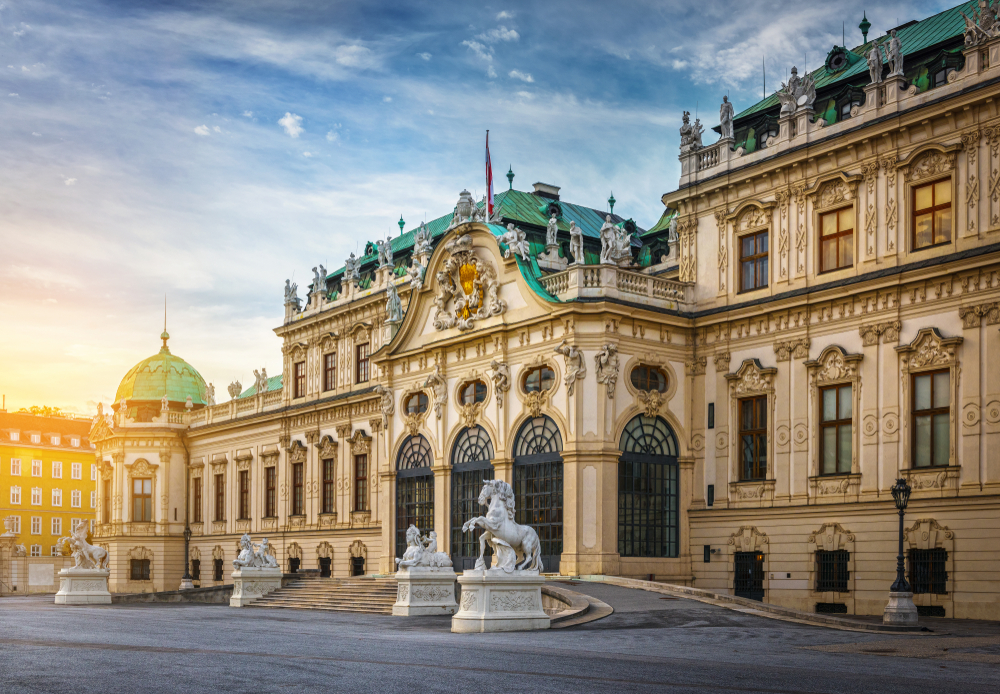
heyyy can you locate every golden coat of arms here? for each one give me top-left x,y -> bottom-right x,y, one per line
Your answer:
433,234 -> 505,331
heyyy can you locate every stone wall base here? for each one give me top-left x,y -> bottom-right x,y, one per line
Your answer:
452,569 -> 550,633
54,568 -> 112,605
393,567 -> 458,616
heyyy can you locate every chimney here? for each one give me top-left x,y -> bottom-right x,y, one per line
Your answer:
531,182 -> 560,201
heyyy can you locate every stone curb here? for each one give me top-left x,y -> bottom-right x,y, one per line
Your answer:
543,582 -> 613,629
574,575 -> 928,634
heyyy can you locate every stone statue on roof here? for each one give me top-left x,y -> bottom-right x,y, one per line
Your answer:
376,238 -> 393,268
546,213 -> 559,247
599,216 -> 617,264
866,41 -> 884,84
777,66 -> 816,115
679,111 -> 702,153
568,221 -> 584,265
719,96 -> 734,140
407,258 -> 426,290
497,223 -> 530,261
385,279 -> 403,323
344,252 -> 360,283
883,29 -> 903,78
284,279 -> 299,308
160,393 -> 169,412
414,222 -> 432,255
311,265 -> 326,294
228,381 -> 242,400
668,215 -> 679,243
205,383 -> 216,407
962,2 -> 1000,46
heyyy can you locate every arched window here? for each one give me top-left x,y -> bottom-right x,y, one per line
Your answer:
404,392 -> 428,415
618,415 -> 679,559
450,426 -> 495,570
522,365 -> 555,394
395,435 -> 434,558
460,380 -> 488,405
513,416 -> 563,573
630,364 -> 669,393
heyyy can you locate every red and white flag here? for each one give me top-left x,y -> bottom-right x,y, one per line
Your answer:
485,130 -> 494,220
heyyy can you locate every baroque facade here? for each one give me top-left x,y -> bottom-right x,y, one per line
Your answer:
90,3 -> 999,619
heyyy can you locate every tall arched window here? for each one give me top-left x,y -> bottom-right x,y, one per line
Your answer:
513,416 -> 563,573
618,415 -> 679,558
395,435 -> 434,558
450,426 -> 495,570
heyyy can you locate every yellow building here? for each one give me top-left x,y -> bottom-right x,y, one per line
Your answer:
1,411 -> 97,556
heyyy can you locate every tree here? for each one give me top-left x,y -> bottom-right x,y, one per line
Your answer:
16,406 -> 63,417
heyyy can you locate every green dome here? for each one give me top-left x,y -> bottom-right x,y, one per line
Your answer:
115,332 -> 208,407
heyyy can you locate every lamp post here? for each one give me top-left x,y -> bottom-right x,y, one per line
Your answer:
883,478 -> 917,625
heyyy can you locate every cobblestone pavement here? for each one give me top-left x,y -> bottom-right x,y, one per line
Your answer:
0,585 -> 996,694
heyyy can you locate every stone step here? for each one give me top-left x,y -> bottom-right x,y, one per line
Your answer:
245,576 -> 400,614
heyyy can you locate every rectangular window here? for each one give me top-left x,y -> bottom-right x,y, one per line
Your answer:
214,473 -> 225,522
909,548 -> 948,594
51,435 -> 60,445
356,343 -> 370,383
292,463 -> 304,516
10,486 -> 20,505
213,558 -> 224,582
30,545 -> 41,557
238,470 -> 250,520
191,559 -> 201,581
9,516 -> 20,534
71,437 -> 80,447
31,487 -> 42,505
193,477 -> 203,523
71,462 -> 82,480
11,458 -> 21,476
912,370 -> 950,468
51,517 -> 61,536
51,545 -> 61,557
913,179 -> 952,249
71,490 -> 81,508
130,558 -> 150,581
739,395 -> 768,481
90,491 -> 96,508
820,384 -> 852,475
30,434 -> 40,444
52,488 -> 62,507
322,459 -> 335,514
816,550 -> 850,592
819,207 -> 854,272
52,461 -> 62,479
354,454 -> 369,512
91,463 -> 97,480
294,360 -> 306,399
707,403 -> 715,429
739,230 -> 769,293
31,460 -> 42,477
264,467 -> 276,517
324,352 -> 336,391
31,516 -> 41,534
102,480 -> 111,524
133,478 -> 152,522
9,431 -> 19,442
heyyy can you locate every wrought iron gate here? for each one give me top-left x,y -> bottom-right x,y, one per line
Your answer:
395,435 -> 435,558
450,426 -> 495,570
512,416 -> 564,574
734,551 -> 765,601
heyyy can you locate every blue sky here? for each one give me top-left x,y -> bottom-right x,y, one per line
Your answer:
0,0 -> 952,413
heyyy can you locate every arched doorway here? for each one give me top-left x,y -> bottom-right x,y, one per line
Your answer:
513,416 -> 563,573
450,425 -> 495,570
618,415 -> 679,558
395,435 -> 434,559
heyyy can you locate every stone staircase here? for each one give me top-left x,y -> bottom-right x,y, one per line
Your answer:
246,574 -> 399,614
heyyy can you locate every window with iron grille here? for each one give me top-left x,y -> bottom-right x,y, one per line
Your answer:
264,467 -> 276,517
909,548 -> 948,594
130,558 -> 150,581
513,416 -> 564,573
293,361 -> 305,399
354,455 -> 369,512
214,473 -> 225,521
213,558 -> 223,581
395,436 -> 433,557
815,550 -> 850,592
322,459 -> 335,514
356,343 -> 370,383
618,415 -> 679,558
191,559 -> 200,581
324,352 -> 336,391
291,463 -> 304,516
739,395 -> 767,480
238,470 -> 250,520
450,426 -> 495,570
733,551 -> 765,601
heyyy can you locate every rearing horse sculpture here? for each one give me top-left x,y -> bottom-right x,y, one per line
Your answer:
462,479 -> 543,573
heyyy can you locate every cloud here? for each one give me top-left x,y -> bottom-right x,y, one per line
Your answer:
302,151 -> 312,157
383,95 -> 392,103
242,110 -> 253,118
278,112 -> 303,138
509,69 -> 533,83
487,65 -> 497,79
213,125 -> 221,133
31,132 -> 40,136
64,178 -> 77,186
333,44 -> 374,68
325,130 -> 339,142
671,59 -> 688,70
477,26 -> 519,43
8,92 -> 17,96
417,52 -> 431,61
462,39 -> 496,78
194,124 -> 210,135
496,11 -> 513,20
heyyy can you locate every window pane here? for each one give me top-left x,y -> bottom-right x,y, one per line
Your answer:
914,415 -> 931,467
756,396 -> 767,427
915,185 -> 933,210
741,235 -> 755,257
822,388 -> 837,422
839,386 -> 852,419
838,208 -> 854,231
932,372 -> 950,409
822,428 -> 836,474
540,367 -> 554,391
838,424 -> 852,473
934,180 -> 951,204
757,257 -> 768,286
933,413 -> 950,466
758,232 -> 768,253
822,238 -> 837,271
840,234 -> 853,267
914,375 -> 931,411
934,209 -> 951,244
914,214 -> 933,247
143,479 -> 151,494
822,212 -> 836,237
133,479 -> 142,495
741,261 -> 754,291
525,370 -> 539,391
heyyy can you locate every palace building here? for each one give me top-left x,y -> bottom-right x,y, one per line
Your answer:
90,2 -> 1000,619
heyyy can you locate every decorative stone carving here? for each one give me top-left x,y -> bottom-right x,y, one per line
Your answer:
805,345 -> 862,384
497,223 -> 530,261
883,29 -> 903,78
448,189 -> 486,229
726,359 -> 777,396
859,320 -> 902,346
56,520 -> 109,570
253,368 -> 268,395
686,356 -> 707,375
396,525 -> 453,569
898,328 -> 962,370
489,360 -> 510,407
594,344 -> 619,400
818,180 -> 854,209
545,213 -> 559,247
287,440 -> 307,464
728,525 -> 769,552
774,338 -> 810,361
904,150 -> 955,181
959,302 -> 1000,328
414,222 -> 433,255
385,281 -> 403,324
433,234 -> 506,331
462,480 -> 543,572
638,389 -> 663,418
406,258 -> 426,290
568,221 -> 584,264
714,352 -> 731,371
233,533 -> 279,570
776,66 -> 816,114
962,3 -> 1000,46
524,389 -> 549,419
228,381 -> 242,399
372,384 -> 394,427
719,96 -> 734,140
554,340 -> 586,396
423,364 -> 448,419
375,238 -> 394,269
808,523 -> 856,552
679,110 -> 704,153
344,252 -> 360,284
678,217 -> 697,283
599,216 -> 633,265
393,527 -> 458,616
905,518 -> 955,549
349,430 -> 371,456
316,434 -> 338,460
283,279 -> 300,310
866,41 -> 883,83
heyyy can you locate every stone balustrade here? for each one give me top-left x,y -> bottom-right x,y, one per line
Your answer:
540,264 -> 693,311
190,387 -> 286,427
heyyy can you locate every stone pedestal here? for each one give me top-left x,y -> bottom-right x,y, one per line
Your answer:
178,577 -> 195,591
54,568 -> 111,605
536,245 -> 568,272
452,569 -> 550,633
393,567 -> 458,616
883,591 -> 918,625
230,567 -> 282,607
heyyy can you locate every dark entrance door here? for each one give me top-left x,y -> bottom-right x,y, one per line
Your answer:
734,551 -> 765,601
395,435 -> 435,559
350,556 -> 365,576
513,416 -> 563,574
618,415 -> 680,559
319,556 -> 331,578
450,426 -> 495,570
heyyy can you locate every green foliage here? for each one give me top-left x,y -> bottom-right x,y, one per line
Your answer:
16,405 -> 63,416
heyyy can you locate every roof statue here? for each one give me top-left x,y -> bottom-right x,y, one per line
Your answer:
599,215 -> 633,265
406,257 -> 426,290
233,533 -> 279,570
719,96 -> 735,140
385,279 -> 403,323
568,221 -> 584,265
284,279 -> 300,309
344,252 -> 360,284
963,1 -> 1000,46
667,215 -> 679,243
414,222 -> 433,255
867,41 -> 884,84
376,238 -> 393,268
546,213 -> 559,247
204,383 -> 216,407
253,368 -> 268,395
462,480 -> 543,572
449,189 -> 476,229
160,393 -> 169,412
57,521 -> 108,570
679,111 -> 704,153
432,234 -> 505,332
776,66 -> 816,115
395,525 -> 453,570
498,223 -> 530,261
228,381 -> 242,399
311,265 -> 326,294
883,29 -> 904,77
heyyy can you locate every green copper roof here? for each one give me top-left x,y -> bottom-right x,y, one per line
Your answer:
645,208 -> 676,236
238,374 -> 283,399
734,1 -> 975,121
115,334 -> 208,405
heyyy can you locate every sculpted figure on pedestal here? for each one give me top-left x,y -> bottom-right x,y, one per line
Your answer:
311,265 -> 326,294
867,42 -> 883,84
546,213 -> 559,247
414,222 -> 433,255
385,280 -> 403,323
344,252 -> 360,284
883,29 -> 903,77
233,533 -> 279,570
498,223 -> 530,261
719,96 -> 734,140
568,221 -> 584,264
284,279 -> 300,309
56,522 -> 108,570
395,525 -> 453,569
376,239 -> 394,268
462,480 -> 543,572
228,381 -> 242,399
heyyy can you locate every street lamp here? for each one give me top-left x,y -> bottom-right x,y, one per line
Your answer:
883,477 -> 917,625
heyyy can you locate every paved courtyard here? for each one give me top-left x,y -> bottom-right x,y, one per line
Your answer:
0,582 -> 997,693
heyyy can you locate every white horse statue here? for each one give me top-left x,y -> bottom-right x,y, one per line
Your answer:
462,479 -> 543,573
57,522 -> 108,570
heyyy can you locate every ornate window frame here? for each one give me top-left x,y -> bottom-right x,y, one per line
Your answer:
400,387 -> 431,436
896,328 -> 963,493
724,201 -> 775,296
804,346 -> 863,500
725,359 -> 777,504
904,518 -> 955,611
455,373 -> 490,430
126,546 -> 153,584
727,525 -> 769,598
516,354 -> 560,419
807,523 -> 856,603
898,145 -> 960,253
125,458 -> 158,526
